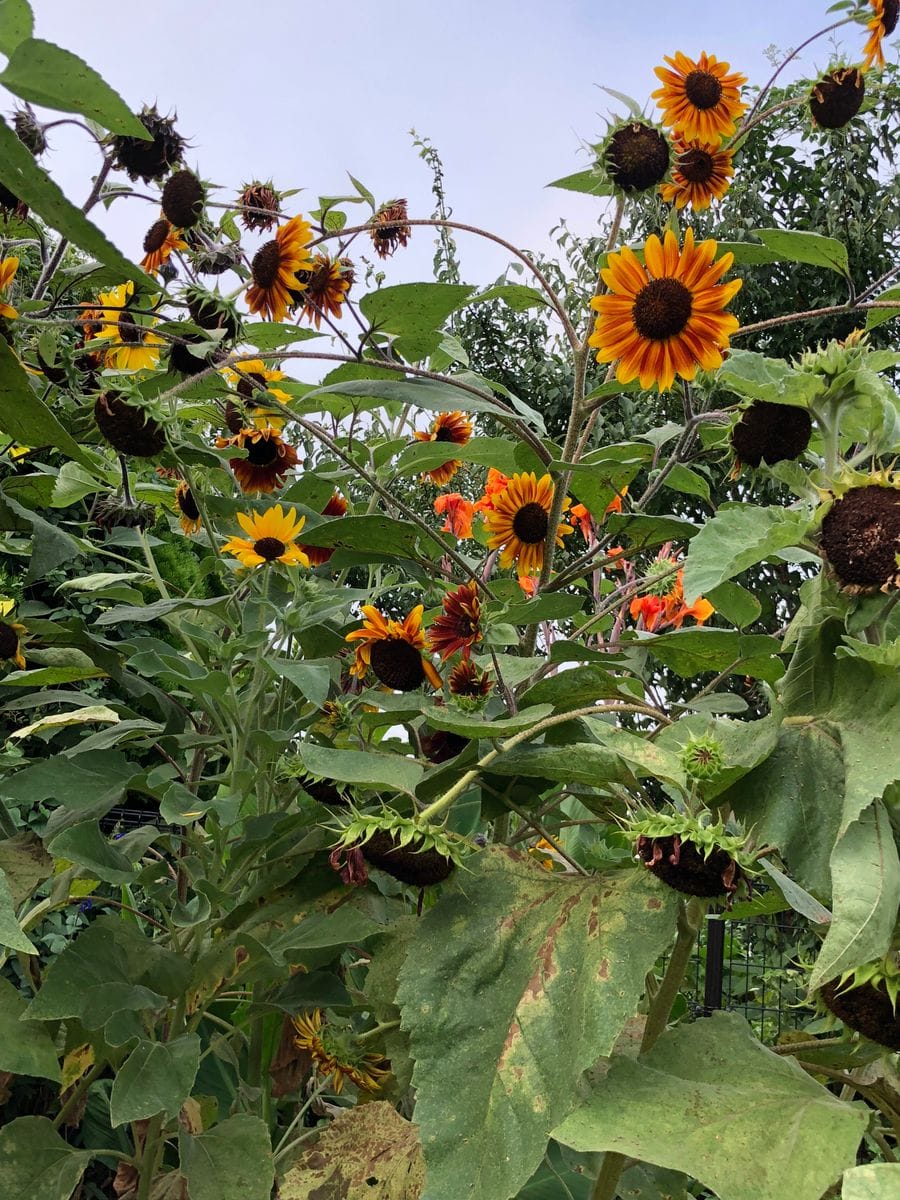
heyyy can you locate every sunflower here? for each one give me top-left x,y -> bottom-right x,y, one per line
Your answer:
660,137 -> 734,211
215,426 -> 299,494
224,359 -> 292,431
94,282 -> 164,371
0,256 -> 19,319
428,581 -> 482,661
174,481 -> 202,534
369,199 -> 411,258
589,228 -> 742,392
222,504 -> 309,569
413,411 -> 473,485
862,0 -> 899,70
292,1010 -> 388,1095
238,180 -> 280,232
346,605 -> 442,691
449,657 -> 492,700
292,254 -> 352,328
434,492 -> 474,539
245,215 -> 314,323
301,492 -> 349,566
482,472 -> 573,578
652,52 -> 747,145
0,598 -> 26,670
140,218 -> 187,274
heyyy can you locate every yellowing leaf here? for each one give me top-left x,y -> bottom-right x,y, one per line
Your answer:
10,705 -> 119,740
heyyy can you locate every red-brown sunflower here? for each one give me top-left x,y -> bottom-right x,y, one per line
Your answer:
291,1010 -> 388,1094
659,137 -> 734,211
300,491 -> 349,566
589,228 -> 742,392
862,0 -> 899,70
215,426 -> 300,494
482,472 -> 573,577
140,218 -> 187,274
346,605 -> 442,692
449,657 -> 492,700
413,411 -> 473,485
293,254 -> 352,328
369,199 -> 411,258
245,215 -> 314,322
428,581 -> 482,661
652,52 -> 747,145
174,480 -> 202,534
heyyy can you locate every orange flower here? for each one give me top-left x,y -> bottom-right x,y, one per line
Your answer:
414,411 -> 473,486
571,503 -> 593,541
428,581 -> 482,661
605,486 -> 628,518
630,593 -> 667,631
862,0 -> 899,71
140,218 -> 187,273
346,605 -> 442,691
664,569 -> 715,627
434,492 -> 474,540
473,467 -> 510,514
652,51 -> 747,146
518,576 -> 539,597
605,546 -> 626,570
301,492 -> 349,566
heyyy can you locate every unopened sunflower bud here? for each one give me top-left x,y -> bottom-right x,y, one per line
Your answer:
680,733 -> 725,780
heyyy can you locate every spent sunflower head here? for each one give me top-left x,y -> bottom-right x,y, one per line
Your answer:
809,67 -> 866,129
413,411 -> 474,486
215,426 -> 300,494
818,476 -> 900,593
819,951 -> 900,1051
369,199 -> 411,258
730,400 -> 813,469
221,504 -> 310,569
237,180 -> 281,232
652,51 -> 748,145
589,228 -> 741,392
246,215 -> 315,323
659,136 -> 734,211
345,605 -> 442,692
161,169 -> 205,229
331,810 -> 462,886
111,106 -> 185,182
13,105 -> 47,157
94,391 -> 166,457
428,581 -> 482,662
482,472 -> 573,578
629,809 -> 756,902
602,120 -> 671,193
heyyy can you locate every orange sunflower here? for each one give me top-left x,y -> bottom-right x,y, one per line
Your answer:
292,1010 -> 388,1095
0,256 -> 20,319
300,492 -> 349,566
222,504 -> 309,569
413,411 -> 473,485
434,492 -> 474,540
482,472 -> 573,578
215,426 -> 299,494
140,218 -> 187,273
346,605 -> 442,692
652,52 -> 747,146
245,215 -> 314,322
174,481 -> 202,534
293,254 -> 352,328
862,0 -> 899,70
428,581 -> 482,661
589,228 -> 742,392
660,137 -> 734,211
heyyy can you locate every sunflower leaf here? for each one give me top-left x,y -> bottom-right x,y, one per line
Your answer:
751,228 -> 850,276
0,0 -> 32,56
547,168 -> 613,196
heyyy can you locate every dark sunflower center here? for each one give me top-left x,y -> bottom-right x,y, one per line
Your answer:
0,622 -> 19,659
632,278 -> 693,341
684,69 -> 723,110
678,147 -> 714,183
370,637 -> 426,692
606,124 -> 670,191
884,0 -> 899,35
512,501 -> 550,544
253,536 -> 285,561
143,219 -> 169,254
245,436 -> 279,466
252,240 -> 281,288
177,487 -> 200,520
237,371 -> 267,400
117,311 -> 142,345
434,425 -> 459,443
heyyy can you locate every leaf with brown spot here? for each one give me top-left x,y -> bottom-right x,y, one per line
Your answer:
395,847 -> 678,1200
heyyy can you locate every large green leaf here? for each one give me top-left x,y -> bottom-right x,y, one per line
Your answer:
394,435 -> 520,478
179,1115 -> 274,1200
547,169 -> 613,196
751,228 -> 850,275
0,868 -> 36,954
395,847 -> 677,1200
490,731 -> 686,791
280,1103 -> 422,1200
0,833 -> 52,904
0,1116 -> 89,1200
420,704 -> 553,739
109,1035 -> 201,1126
46,821 -> 135,884
553,1013 -> 867,1200
304,377 -> 538,427
0,977 -> 59,1081
642,628 -> 785,682
0,0 -> 33,56
682,504 -> 812,601
0,118 -> 149,282
808,802 -> 899,991
298,744 -> 424,795
842,1164 -> 900,1199
360,284 -> 475,362
269,905 -> 383,960
717,349 -> 823,407
297,514 -> 422,558
0,39 -> 146,135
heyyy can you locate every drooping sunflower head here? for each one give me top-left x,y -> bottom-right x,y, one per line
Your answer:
237,180 -> 281,232
14,105 -> 47,157
413,411 -> 473,486
0,181 -> 28,221
291,254 -> 352,328
246,215 -> 315,323
652,51 -> 748,145
589,228 -> 742,392
369,199 -> 411,258
861,0 -> 899,71
215,425 -> 300,494
94,391 -> 166,457
603,120 -> 671,193
221,503 -> 310,569
0,597 -> 26,670
818,476 -> 900,593
428,581 -> 482,662
809,67 -> 866,129
331,810 -> 464,886
111,106 -> 185,182
345,604 -> 442,692
659,136 -> 734,211
161,169 -> 205,229
482,472 -> 573,578
300,491 -> 349,567
819,950 -> 900,1051
140,218 -> 187,274
185,286 -> 242,342
730,400 -> 813,469
174,481 -> 202,535
292,1009 -> 389,1094
629,809 -> 756,903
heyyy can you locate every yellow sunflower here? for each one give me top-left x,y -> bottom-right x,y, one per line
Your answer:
652,52 -> 747,146
221,504 -> 309,569
94,281 -> 164,371
245,214 -> 314,323
140,218 -> 187,274
292,1010 -> 388,1095
0,256 -> 20,319
215,425 -> 300,494
224,358 -> 292,430
0,598 -> 26,670
659,137 -> 734,211
862,0 -> 899,70
346,605 -> 442,691
413,411 -> 474,485
589,228 -> 742,392
293,254 -> 352,328
174,481 -> 202,535
482,472 -> 573,578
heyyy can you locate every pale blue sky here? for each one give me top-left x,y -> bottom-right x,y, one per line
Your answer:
7,1 -> 890,283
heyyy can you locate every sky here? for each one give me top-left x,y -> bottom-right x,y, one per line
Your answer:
3,0 -> 873,291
